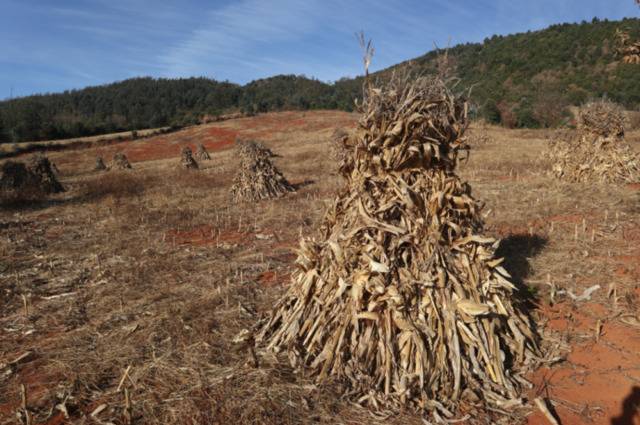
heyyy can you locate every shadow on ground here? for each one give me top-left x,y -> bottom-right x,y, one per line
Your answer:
611,386 -> 640,425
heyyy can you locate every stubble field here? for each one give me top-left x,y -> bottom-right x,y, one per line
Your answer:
1,110 -> 639,425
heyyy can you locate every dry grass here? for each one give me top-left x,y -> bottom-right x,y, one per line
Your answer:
0,112 -> 639,425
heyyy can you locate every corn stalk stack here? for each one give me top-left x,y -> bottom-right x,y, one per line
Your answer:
616,29 -> 640,64
28,154 -> 65,193
236,139 -> 277,158
94,156 -> 107,171
180,146 -> 199,169
230,141 -> 295,203
195,143 -> 211,161
329,128 -> 349,165
547,100 -> 640,183
258,76 -> 539,417
0,161 -> 33,193
112,153 -> 132,170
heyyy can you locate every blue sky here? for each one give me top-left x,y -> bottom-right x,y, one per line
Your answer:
1,0 -> 638,98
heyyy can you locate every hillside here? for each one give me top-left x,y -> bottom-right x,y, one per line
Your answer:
0,17 -> 638,143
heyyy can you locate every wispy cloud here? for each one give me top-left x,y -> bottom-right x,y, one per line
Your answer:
157,0 -> 327,78
1,0 -> 638,96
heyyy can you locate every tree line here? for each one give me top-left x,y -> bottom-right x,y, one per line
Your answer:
0,17 -> 638,143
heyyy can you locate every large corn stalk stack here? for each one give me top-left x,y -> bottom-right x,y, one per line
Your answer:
230,141 -> 295,202
180,146 -> 199,169
548,100 -> 640,183
258,76 -> 538,417
28,154 -> 65,193
195,143 -> 211,161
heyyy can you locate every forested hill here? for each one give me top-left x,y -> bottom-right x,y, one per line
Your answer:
0,17 -> 638,143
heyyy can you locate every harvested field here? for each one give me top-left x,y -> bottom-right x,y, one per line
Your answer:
0,110 -> 639,425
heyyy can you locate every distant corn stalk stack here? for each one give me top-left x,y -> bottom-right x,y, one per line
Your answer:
230,141 -> 294,202
577,99 -> 626,137
257,75 -> 539,418
1,154 -> 64,199
112,152 -> 132,170
28,153 -> 65,193
0,161 -> 36,197
547,99 -> 639,183
180,146 -> 199,170
466,125 -> 490,147
194,143 -> 211,161
616,28 -> 640,64
329,128 -> 350,165
94,156 -> 107,171
236,138 -> 277,159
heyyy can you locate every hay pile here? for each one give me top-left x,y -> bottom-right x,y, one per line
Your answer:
195,143 -> 211,161
180,146 -> 199,169
28,154 -> 65,193
230,141 -> 294,202
94,156 -> 107,171
112,153 -> 132,170
258,76 -> 538,417
548,100 -> 640,183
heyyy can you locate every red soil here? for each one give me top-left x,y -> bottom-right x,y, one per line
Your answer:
527,302 -> 640,425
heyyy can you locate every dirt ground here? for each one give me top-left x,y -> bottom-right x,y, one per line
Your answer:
1,110 -> 639,425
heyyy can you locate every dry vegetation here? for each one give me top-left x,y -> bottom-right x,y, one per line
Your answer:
0,110 -> 639,425
259,77 -> 538,421
548,100 -> 640,183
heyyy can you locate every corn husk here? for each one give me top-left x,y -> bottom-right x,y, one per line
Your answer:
258,76 -> 539,416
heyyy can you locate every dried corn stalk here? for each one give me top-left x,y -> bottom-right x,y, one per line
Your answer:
258,76 -> 538,417
195,143 -> 211,161
236,139 -> 277,159
28,154 -> 65,193
547,100 -> 640,183
616,29 -> 640,64
329,128 -> 350,168
230,141 -> 294,202
112,153 -> 132,170
0,161 -> 33,193
577,99 -> 626,138
94,156 -> 107,171
180,146 -> 199,170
